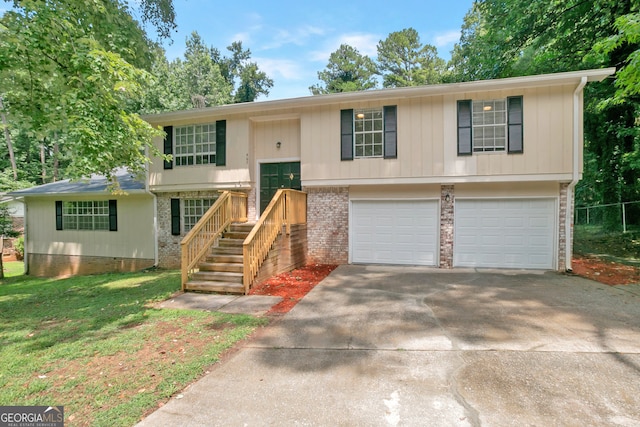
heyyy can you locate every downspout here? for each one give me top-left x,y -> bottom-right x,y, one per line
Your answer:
566,76 -> 588,272
145,161 -> 159,267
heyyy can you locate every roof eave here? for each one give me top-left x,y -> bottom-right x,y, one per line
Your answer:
142,68 -> 616,124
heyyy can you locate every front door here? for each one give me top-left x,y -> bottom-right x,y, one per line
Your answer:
260,162 -> 301,214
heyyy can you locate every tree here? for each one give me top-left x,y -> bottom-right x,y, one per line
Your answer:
310,44 -> 378,95
0,0 -> 177,189
376,28 -> 446,87
0,204 -> 19,279
142,34 -> 273,112
447,0 -> 639,229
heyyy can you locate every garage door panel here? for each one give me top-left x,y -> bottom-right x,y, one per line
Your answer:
352,200 -> 438,266
454,199 -> 555,269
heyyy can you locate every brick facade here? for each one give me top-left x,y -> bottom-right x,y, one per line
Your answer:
156,190 -> 235,269
440,185 -> 454,268
304,186 -> 349,264
558,183 -> 570,271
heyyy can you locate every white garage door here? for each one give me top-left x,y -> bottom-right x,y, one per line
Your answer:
351,200 -> 438,266
454,199 -> 556,269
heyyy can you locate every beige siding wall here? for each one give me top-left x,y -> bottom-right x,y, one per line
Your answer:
25,194 -> 155,259
302,84 -> 579,183
148,117 -> 251,190
254,118 -> 300,161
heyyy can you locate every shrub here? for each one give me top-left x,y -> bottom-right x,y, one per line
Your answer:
14,236 -> 24,260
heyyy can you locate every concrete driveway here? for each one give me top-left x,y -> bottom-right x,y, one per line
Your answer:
138,265 -> 640,426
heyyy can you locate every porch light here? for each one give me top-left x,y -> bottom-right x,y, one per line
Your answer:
276,141 -> 281,149
483,105 -> 493,111
356,113 -> 365,119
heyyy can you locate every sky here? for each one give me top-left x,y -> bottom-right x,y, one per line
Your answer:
161,0 -> 474,101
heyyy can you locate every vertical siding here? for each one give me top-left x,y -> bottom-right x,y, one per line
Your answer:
302,84 -> 578,182
26,195 -> 155,259
148,117 -> 251,188
254,119 -> 301,160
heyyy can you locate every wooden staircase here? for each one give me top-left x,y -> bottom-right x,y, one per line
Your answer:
184,223 -> 253,294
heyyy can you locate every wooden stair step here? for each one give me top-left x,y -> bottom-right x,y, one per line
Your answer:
184,280 -> 244,294
218,238 -> 245,247
223,231 -> 251,240
198,262 -> 243,273
205,254 -> 244,264
209,246 -> 243,255
192,270 -> 243,284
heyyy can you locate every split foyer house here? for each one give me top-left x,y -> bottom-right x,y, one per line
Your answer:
11,68 -> 615,291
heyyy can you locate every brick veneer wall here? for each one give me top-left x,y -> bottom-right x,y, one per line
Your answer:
156,190 -> 237,269
558,183 -> 569,271
304,186 -> 349,264
440,185 -> 454,268
27,253 -> 154,277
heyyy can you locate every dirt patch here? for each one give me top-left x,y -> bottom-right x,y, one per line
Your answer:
572,255 -> 640,285
249,264 -> 337,315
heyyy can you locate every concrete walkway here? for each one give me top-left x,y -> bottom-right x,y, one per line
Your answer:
155,292 -> 282,316
139,265 -> 640,426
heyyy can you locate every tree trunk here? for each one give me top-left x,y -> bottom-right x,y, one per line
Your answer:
53,131 -> 59,182
40,140 -> 46,183
0,236 -> 4,280
0,97 -> 18,180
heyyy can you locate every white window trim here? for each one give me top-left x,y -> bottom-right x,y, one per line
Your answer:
353,108 -> 384,159
174,123 -> 217,167
62,200 -> 110,231
472,99 -> 507,153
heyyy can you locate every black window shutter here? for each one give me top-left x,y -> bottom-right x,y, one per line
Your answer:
108,200 -> 118,231
216,120 -> 226,166
340,109 -> 354,161
507,96 -> 524,153
383,105 -> 397,159
457,100 -> 473,156
170,198 -> 181,236
55,201 -> 63,230
163,126 -> 173,169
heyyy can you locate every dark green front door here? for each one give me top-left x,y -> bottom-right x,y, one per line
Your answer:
260,162 -> 301,214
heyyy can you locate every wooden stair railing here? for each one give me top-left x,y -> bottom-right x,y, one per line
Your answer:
180,191 -> 247,290
242,189 -> 307,294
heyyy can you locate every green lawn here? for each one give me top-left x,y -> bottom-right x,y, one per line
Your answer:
0,270 -> 267,426
2,261 -> 24,277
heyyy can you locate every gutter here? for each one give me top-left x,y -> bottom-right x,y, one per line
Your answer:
566,76 -> 588,272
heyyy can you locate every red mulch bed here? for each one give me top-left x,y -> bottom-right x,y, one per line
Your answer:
249,264 -> 337,315
572,255 -> 640,285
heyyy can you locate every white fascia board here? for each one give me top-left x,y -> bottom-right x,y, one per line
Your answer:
302,174 -> 576,187
149,182 -> 253,193
143,68 -> 616,125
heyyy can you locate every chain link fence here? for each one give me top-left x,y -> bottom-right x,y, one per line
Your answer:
574,201 -> 640,233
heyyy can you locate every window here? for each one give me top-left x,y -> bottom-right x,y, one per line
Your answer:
56,200 -> 117,231
183,199 -> 217,232
472,99 -> 506,152
457,96 -> 523,156
174,124 -> 216,166
354,108 -> 383,158
163,121 -> 226,169
340,106 -> 397,161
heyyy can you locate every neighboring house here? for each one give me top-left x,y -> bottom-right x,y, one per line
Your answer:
0,196 -> 24,259
10,68 -> 615,277
9,171 -> 155,276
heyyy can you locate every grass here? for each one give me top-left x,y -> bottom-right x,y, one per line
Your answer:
0,269 -> 267,426
2,260 -> 24,277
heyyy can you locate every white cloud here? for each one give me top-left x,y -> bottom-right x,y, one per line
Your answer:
261,25 -> 327,50
433,30 -> 461,48
309,32 -> 380,62
255,57 -> 306,80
